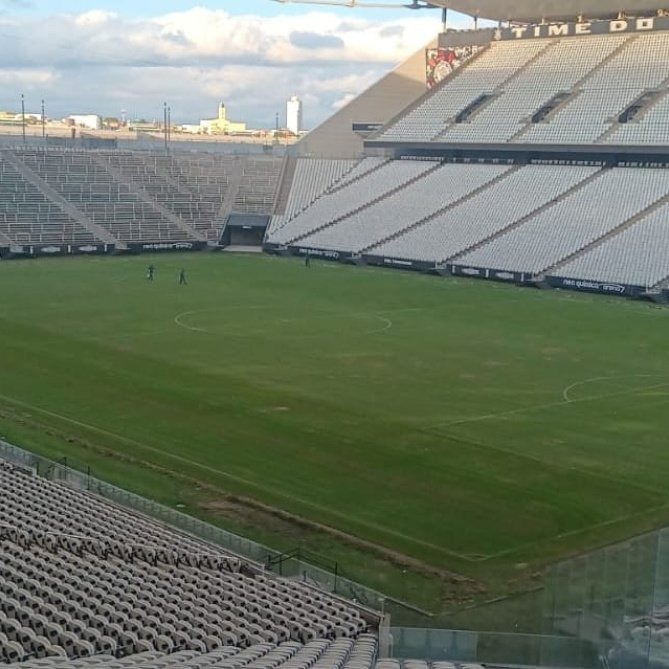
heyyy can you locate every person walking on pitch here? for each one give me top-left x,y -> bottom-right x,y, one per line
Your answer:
146,264 -> 155,281
179,268 -> 187,285
305,253 -> 310,268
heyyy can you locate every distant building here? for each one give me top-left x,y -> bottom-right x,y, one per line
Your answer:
0,111 -> 22,127
66,114 -> 102,130
0,110 -> 43,126
200,103 -> 246,135
179,124 -> 202,134
129,120 -> 160,132
286,96 -> 303,135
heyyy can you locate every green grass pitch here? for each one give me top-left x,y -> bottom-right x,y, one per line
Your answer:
1,252 -> 669,604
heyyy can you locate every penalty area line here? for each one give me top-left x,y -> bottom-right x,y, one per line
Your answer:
432,380 -> 669,430
561,373 -> 667,402
479,501 -> 669,562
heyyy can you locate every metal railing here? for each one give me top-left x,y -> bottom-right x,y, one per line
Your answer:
0,440 -> 385,615
389,626 -> 607,668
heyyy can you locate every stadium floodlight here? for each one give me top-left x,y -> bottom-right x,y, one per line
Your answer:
20,93 -> 25,145
272,0 -> 439,9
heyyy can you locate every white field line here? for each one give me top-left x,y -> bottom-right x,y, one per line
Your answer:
432,379 -> 669,430
561,373 -> 666,401
478,501 -> 669,562
172,306 -> 425,337
0,392 -> 473,561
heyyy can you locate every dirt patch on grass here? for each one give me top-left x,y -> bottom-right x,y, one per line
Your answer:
200,495 -> 475,585
200,498 -> 305,540
0,403 -> 488,610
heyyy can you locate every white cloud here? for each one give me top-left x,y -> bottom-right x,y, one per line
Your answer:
74,10 -> 117,27
0,6 -> 453,127
331,92 -> 356,111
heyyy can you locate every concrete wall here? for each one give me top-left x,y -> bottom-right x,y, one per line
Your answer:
296,38 -> 438,159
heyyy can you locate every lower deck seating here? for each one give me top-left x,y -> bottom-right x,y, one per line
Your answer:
0,459 -> 368,666
297,164 -> 511,254
268,160 -> 435,246
0,149 -> 285,247
366,165 -> 598,262
0,155 -> 98,245
269,160 -> 669,292
456,167 -> 669,275
549,201 -> 669,288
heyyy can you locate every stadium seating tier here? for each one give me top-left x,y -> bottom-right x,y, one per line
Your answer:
375,31 -> 669,147
0,460 -> 368,666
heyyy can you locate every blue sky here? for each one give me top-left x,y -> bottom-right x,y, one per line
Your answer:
0,0 -> 473,128
10,1 -> 438,20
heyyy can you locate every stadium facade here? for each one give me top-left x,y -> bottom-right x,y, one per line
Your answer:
427,0 -> 667,22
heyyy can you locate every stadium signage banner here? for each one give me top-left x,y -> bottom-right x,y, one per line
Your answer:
382,258 -> 414,268
547,276 -> 642,296
425,46 -> 480,89
494,17 -> 667,41
488,269 -> 528,283
1,244 -> 113,258
352,123 -> 384,133
72,244 -> 112,254
450,265 -> 531,283
130,241 -> 206,253
363,255 -> 435,271
451,265 -> 487,279
294,247 -> 345,261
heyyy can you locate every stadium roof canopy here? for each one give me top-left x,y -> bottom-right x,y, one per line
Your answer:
274,1 -> 664,24
430,0 -> 664,23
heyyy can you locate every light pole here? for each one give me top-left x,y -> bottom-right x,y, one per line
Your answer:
21,93 -> 26,144
167,105 -> 171,149
163,101 -> 168,152
41,99 -> 45,139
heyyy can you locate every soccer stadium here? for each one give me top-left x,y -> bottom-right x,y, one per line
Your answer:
2,1 -> 669,668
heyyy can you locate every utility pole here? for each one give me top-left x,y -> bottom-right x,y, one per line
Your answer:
167,105 -> 171,149
21,93 -> 26,144
41,99 -> 45,139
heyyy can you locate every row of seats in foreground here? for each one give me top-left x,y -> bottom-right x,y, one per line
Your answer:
4,641 -> 488,669
5,634 -> 378,668
0,460 -> 368,666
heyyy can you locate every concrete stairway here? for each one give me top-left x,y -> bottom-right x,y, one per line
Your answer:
539,187 -> 669,278
363,165 -> 519,254
448,166 -> 609,264
1,150 -> 123,249
287,162 -> 443,246
89,154 -> 205,242
512,35 -> 638,142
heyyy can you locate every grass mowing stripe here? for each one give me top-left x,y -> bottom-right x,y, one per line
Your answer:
1,252 -> 669,586
0,391 -> 477,561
